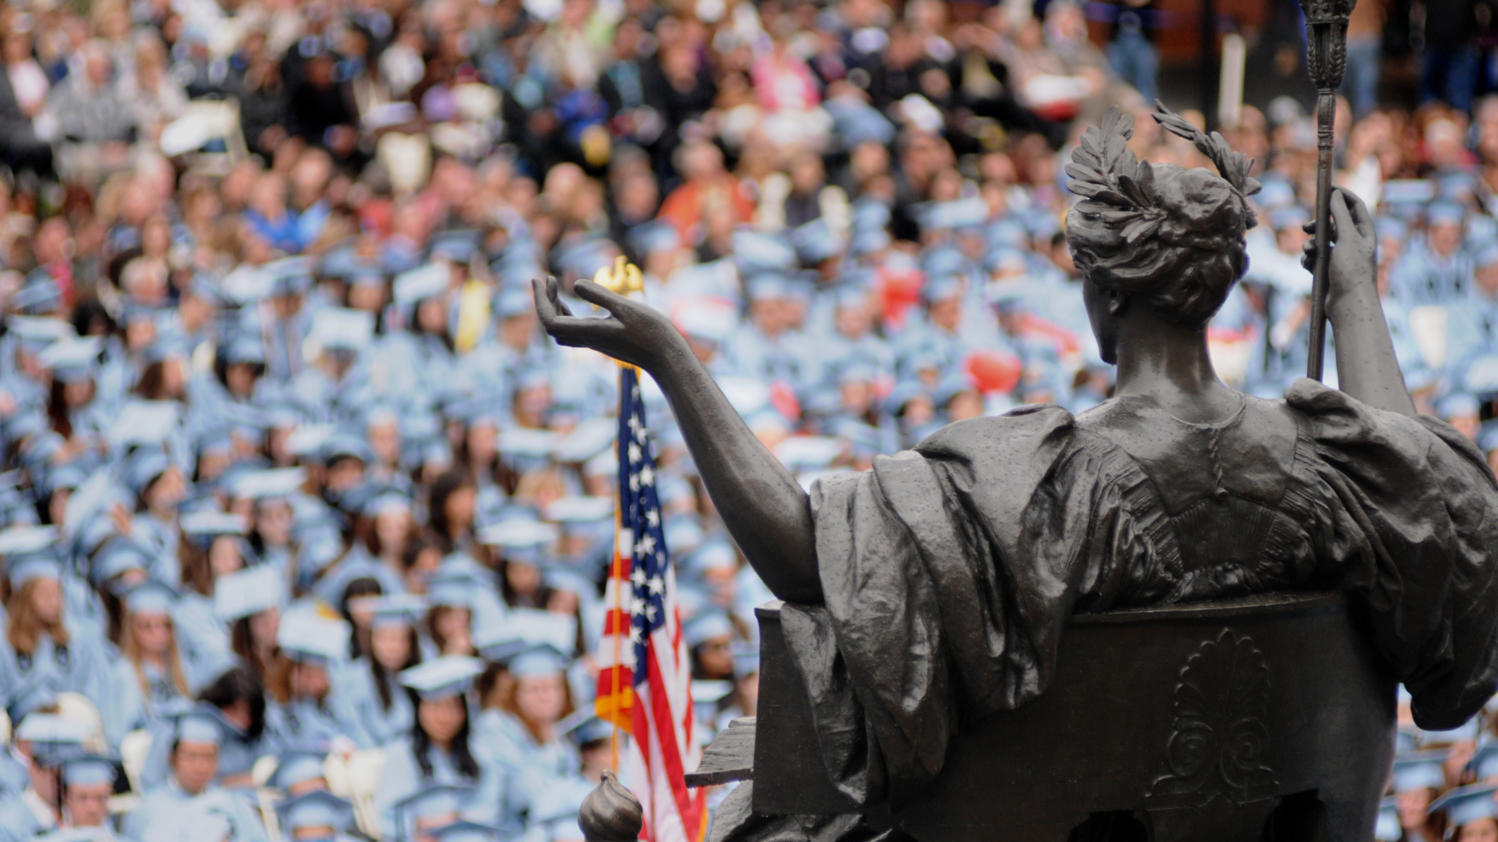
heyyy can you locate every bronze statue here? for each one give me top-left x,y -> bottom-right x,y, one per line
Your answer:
543,105 -> 1498,841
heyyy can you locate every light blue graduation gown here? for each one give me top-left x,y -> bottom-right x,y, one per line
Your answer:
330,661 -> 414,749
103,658 -> 185,747
266,697 -> 354,748
0,631 -> 108,713
122,779 -> 266,842
372,735 -> 516,839
172,592 -> 233,692
0,789 -> 53,841
473,710 -> 578,823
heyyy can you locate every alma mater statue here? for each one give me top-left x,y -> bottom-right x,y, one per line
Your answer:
537,106 -> 1498,839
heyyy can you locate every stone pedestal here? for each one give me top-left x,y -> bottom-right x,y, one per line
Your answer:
735,593 -> 1396,841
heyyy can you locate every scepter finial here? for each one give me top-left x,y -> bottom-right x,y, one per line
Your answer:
1299,0 -> 1356,92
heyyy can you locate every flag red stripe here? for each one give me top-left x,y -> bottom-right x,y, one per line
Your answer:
646,646 -> 700,833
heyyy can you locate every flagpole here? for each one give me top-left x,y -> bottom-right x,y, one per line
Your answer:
595,256 -> 646,777
610,472 -> 625,774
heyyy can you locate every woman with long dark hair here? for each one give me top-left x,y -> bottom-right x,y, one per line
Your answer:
332,595 -> 424,748
371,654 -> 512,838
426,468 -> 477,554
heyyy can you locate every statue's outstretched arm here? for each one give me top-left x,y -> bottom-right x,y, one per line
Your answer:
1307,188 -> 1418,416
533,276 -> 823,604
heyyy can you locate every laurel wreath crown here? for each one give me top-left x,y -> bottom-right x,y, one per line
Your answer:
1066,103 -> 1262,245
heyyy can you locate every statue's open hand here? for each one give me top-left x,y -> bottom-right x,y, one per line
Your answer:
532,275 -> 681,371
1300,187 -> 1379,314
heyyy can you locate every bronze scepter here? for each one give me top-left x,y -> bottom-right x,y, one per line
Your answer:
1300,0 -> 1356,381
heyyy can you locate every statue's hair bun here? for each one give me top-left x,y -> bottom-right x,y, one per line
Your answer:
1065,106 -> 1258,327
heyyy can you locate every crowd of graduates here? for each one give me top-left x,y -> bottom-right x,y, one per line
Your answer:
3,0 -> 1498,839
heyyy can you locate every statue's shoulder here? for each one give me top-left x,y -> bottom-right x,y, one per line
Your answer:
913,404 -> 1076,461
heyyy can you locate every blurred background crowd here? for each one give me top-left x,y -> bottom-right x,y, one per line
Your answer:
2,0 -> 1498,839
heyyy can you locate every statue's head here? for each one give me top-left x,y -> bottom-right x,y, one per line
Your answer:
1066,106 -> 1262,362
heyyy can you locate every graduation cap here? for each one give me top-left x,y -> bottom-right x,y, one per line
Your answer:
360,593 -> 428,629
310,307 -> 375,353
180,509 -> 248,542
426,566 -> 480,608
732,229 -> 798,273
399,655 -> 484,700
14,714 -> 91,766
559,709 -> 614,745
430,230 -> 482,264
774,436 -> 846,473
1391,750 -> 1449,792
37,336 -> 102,383
214,564 -> 285,621
791,218 -> 846,264
5,315 -> 73,346
60,753 -> 122,789
265,257 -> 315,297
513,607 -> 579,653
553,419 -> 615,464
541,564 -> 595,598
543,495 -> 613,525
1253,176 -> 1297,210
629,220 -> 682,256
393,263 -> 449,306
9,555 -> 61,589
283,423 -> 333,459
144,327 -> 190,364
270,746 -> 331,791
232,467 -> 306,500
111,401 -> 181,448
477,517 -> 560,551
12,278 -> 61,315
125,450 -> 177,497
0,524 -> 57,556
683,609 -> 735,648
90,537 -> 151,587
1429,783 -> 1498,829
277,605 -> 350,666
919,197 -> 989,233
1427,199 -> 1467,226
277,789 -> 354,834
1471,742 -> 1498,782
124,580 -> 177,615
509,643 -> 568,678
222,332 -> 267,366
496,427 -> 559,462
428,820 -> 501,841
682,538 -> 738,580
493,285 -> 534,320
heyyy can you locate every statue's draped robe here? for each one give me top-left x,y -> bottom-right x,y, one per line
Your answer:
770,380 -> 1498,811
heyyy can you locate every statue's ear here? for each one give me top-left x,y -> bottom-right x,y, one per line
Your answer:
1107,289 -> 1129,317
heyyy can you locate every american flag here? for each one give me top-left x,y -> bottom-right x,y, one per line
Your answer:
596,366 -> 705,841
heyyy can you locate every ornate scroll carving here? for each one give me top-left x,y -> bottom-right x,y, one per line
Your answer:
1145,628 -> 1279,810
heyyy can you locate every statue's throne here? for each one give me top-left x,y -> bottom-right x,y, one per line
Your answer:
690,593 -> 1396,841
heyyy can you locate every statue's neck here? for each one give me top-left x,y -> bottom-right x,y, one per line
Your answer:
1112,320 -> 1235,422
